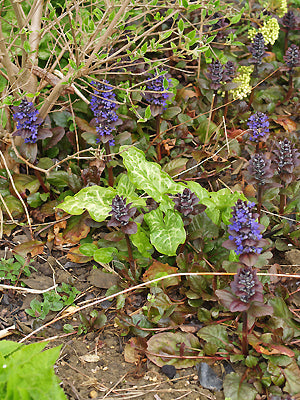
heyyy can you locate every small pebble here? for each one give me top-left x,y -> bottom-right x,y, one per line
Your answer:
89,390 -> 97,398
161,365 -> 176,379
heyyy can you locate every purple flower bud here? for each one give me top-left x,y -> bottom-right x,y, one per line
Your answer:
280,10 -> 296,30
107,195 -> 137,235
11,99 -> 52,144
283,44 -> 300,72
247,112 -> 270,142
272,139 -> 300,184
207,59 -> 224,90
173,188 -> 200,217
223,200 -> 268,267
223,61 -> 237,82
248,32 -> 266,65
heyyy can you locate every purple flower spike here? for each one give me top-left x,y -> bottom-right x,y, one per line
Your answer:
246,153 -> 275,187
89,80 -> 121,144
247,112 -> 270,142
11,99 -> 52,144
280,10 -> 296,30
283,45 -> 300,73
207,59 -> 224,90
272,139 -> 300,184
223,200 -> 268,267
107,195 -> 137,235
248,32 -> 266,65
143,71 -> 172,117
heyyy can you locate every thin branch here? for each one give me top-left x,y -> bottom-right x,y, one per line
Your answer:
0,150 -> 33,237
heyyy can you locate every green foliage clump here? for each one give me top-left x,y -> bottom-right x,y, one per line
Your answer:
0,341 -> 67,400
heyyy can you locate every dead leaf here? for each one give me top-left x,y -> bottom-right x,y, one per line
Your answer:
142,261 -> 181,287
274,117 -> 297,133
67,246 -> 93,263
13,240 -> 44,257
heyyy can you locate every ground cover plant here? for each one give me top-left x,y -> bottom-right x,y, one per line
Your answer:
0,0 -> 299,398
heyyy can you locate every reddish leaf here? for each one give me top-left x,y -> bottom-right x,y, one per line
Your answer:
54,214 -> 90,246
143,261 -> 181,287
13,240 -> 44,257
147,332 -> 200,368
274,117 -> 297,133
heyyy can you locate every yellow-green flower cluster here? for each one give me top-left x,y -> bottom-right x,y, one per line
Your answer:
248,18 -> 280,45
229,66 -> 254,100
277,0 -> 288,17
262,0 -> 287,17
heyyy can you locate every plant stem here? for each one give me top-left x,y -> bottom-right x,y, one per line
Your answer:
279,182 -> 286,215
257,185 -> 262,222
34,170 -> 49,193
284,74 -> 294,103
210,91 -> 218,123
104,142 -> 114,187
242,311 -> 248,356
156,115 -> 161,162
223,91 -> 229,121
125,233 -> 136,280
284,30 -> 289,53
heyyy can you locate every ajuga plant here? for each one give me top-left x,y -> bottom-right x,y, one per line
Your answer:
108,195 -> 138,280
172,188 -> 206,254
11,98 -> 53,162
283,44 -> 300,102
279,9 -> 297,52
217,200 -> 272,355
245,153 -> 275,220
143,70 -> 172,161
89,80 -> 121,187
272,139 -> 300,214
247,111 -> 270,151
207,59 -> 224,123
222,61 -> 237,120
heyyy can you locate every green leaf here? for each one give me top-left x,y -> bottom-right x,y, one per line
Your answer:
230,8 -> 244,24
120,146 -> 184,203
131,223 -> 153,257
116,174 -> 146,207
79,243 -> 98,256
162,106 -> 181,120
93,247 -> 118,263
283,360 -> 300,395
145,105 -> 151,119
223,373 -> 257,400
197,325 -> 229,349
0,341 -> 67,399
178,18 -> 184,33
144,208 -> 186,256
58,186 -> 115,222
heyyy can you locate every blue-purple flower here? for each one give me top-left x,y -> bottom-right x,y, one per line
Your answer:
223,200 -> 268,267
11,99 -> 52,144
247,112 -> 270,142
143,71 -> 172,117
89,80 -> 121,145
